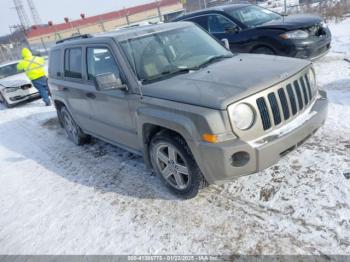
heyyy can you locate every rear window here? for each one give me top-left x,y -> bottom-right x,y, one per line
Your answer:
64,48 -> 82,79
49,49 -> 62,78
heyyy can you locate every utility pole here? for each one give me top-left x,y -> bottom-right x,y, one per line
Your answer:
26,0 -> 42,25
0,46 -> 6,63
123,8 -> 130,25
99,16 -> 106,32
156,0 -> 162,21
284,0 -> 287,14
40,37 -> 47,52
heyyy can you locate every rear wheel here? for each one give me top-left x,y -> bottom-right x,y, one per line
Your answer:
150,132 -> 207,198
60,106 -> 90,145
252,46 -> 275,55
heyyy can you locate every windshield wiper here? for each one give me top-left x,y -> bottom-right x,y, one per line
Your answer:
141,67 -> 195,84
195,54 -> 233,69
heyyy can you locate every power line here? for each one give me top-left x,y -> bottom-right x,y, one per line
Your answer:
13,0 -> 31,29
27,0 -> 42,25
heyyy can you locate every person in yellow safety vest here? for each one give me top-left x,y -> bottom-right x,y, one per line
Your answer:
17,48 -> 51,106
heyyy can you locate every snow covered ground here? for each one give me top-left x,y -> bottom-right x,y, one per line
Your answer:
0,19 -> 349,255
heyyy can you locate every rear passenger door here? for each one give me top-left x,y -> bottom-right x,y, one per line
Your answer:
85,46 -> 138,150
62,47 -> 96,131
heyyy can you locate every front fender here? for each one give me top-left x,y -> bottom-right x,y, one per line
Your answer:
136,106 -> 202,166
134,98 -> 232,185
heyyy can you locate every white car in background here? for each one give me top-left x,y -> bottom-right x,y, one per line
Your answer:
0,61 -> 40,108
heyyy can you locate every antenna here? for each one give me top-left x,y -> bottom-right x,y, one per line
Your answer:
13,0 -> 31,29
26,0 -> 42,25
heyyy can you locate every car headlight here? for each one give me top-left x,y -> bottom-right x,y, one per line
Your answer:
229,103 -> 255,130
5,87 -> 20,93
308,68 -> 317,94
280,30 -> 309,40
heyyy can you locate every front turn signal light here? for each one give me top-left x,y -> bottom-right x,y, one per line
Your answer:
202,133 -> 218,143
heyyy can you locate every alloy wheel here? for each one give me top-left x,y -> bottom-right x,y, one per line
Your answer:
63,112 -> 78,142
155,143 -> 190,190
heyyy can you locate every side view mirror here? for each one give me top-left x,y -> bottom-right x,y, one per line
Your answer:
221,38 -> 230,50
94,72 -> 127,91
224,25 -> 240,34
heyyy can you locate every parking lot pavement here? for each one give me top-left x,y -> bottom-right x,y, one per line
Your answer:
0,19 -> 349,255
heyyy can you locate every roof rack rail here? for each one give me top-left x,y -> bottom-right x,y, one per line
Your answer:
56,34 -> 92,44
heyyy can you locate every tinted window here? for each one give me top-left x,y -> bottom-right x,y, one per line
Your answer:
208,15 -> 236,33
187,16 -> 208,30
86,48 -> 120,80
49,49 -> 62,77
64,48 -> 82,79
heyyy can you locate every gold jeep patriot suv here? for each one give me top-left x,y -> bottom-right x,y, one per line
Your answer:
48,22 -> 328,198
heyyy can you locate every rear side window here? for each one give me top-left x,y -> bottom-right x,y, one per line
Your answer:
207,14 -> 236,33
64,48 -> 82,79
86,47 -> 120,81
49,49 -> 62,78
186,16 -> 208,30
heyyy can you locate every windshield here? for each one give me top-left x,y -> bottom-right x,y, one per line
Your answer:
120,26 -> 232,83
0,63 -> 20,79
227,6 -> 282,28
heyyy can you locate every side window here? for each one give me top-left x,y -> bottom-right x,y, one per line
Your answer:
64,48 -> 82,79
86,47 -> 120,81
208,15 -> 237,33
186,16 -> 208,31
49,49 -> 62,78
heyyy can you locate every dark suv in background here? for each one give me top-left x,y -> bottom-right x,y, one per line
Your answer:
173,4 -> 331,60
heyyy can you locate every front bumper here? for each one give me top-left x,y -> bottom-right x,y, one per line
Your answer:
197,90 -> 328,184
293,39 -> 331,60
7,92 -> 40,104
279,29 -> 332,60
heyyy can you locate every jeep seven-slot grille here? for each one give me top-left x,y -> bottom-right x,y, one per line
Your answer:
256,97 -> 271,130
256,73 -> 314,131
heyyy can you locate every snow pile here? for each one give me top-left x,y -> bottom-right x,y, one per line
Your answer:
0,19 -> 349,255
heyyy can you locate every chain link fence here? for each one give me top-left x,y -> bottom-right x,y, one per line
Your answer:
183,0 -> 350,20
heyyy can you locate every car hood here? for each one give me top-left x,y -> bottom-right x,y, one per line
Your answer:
142,54 -> 311,110
257,14 -> 322,30
0,73 -> 30,88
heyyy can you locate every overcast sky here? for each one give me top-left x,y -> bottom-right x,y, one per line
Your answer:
0,0 -> 155,36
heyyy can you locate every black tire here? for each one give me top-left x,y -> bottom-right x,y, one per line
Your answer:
251,46 -> 275,55
60,106 -> 90,145
150,131 -> 207,199
0,92 -> 13,108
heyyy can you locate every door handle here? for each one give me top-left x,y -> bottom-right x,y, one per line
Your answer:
62,87 -> 69,91
86,92 -> 96,99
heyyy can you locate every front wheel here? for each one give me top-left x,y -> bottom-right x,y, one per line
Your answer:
150,132 -> 207,199
60,106 -> 90,145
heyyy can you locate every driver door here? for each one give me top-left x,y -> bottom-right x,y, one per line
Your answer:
84,46 -> 139,150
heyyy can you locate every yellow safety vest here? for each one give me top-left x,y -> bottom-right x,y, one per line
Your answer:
17,49 -> 46,81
